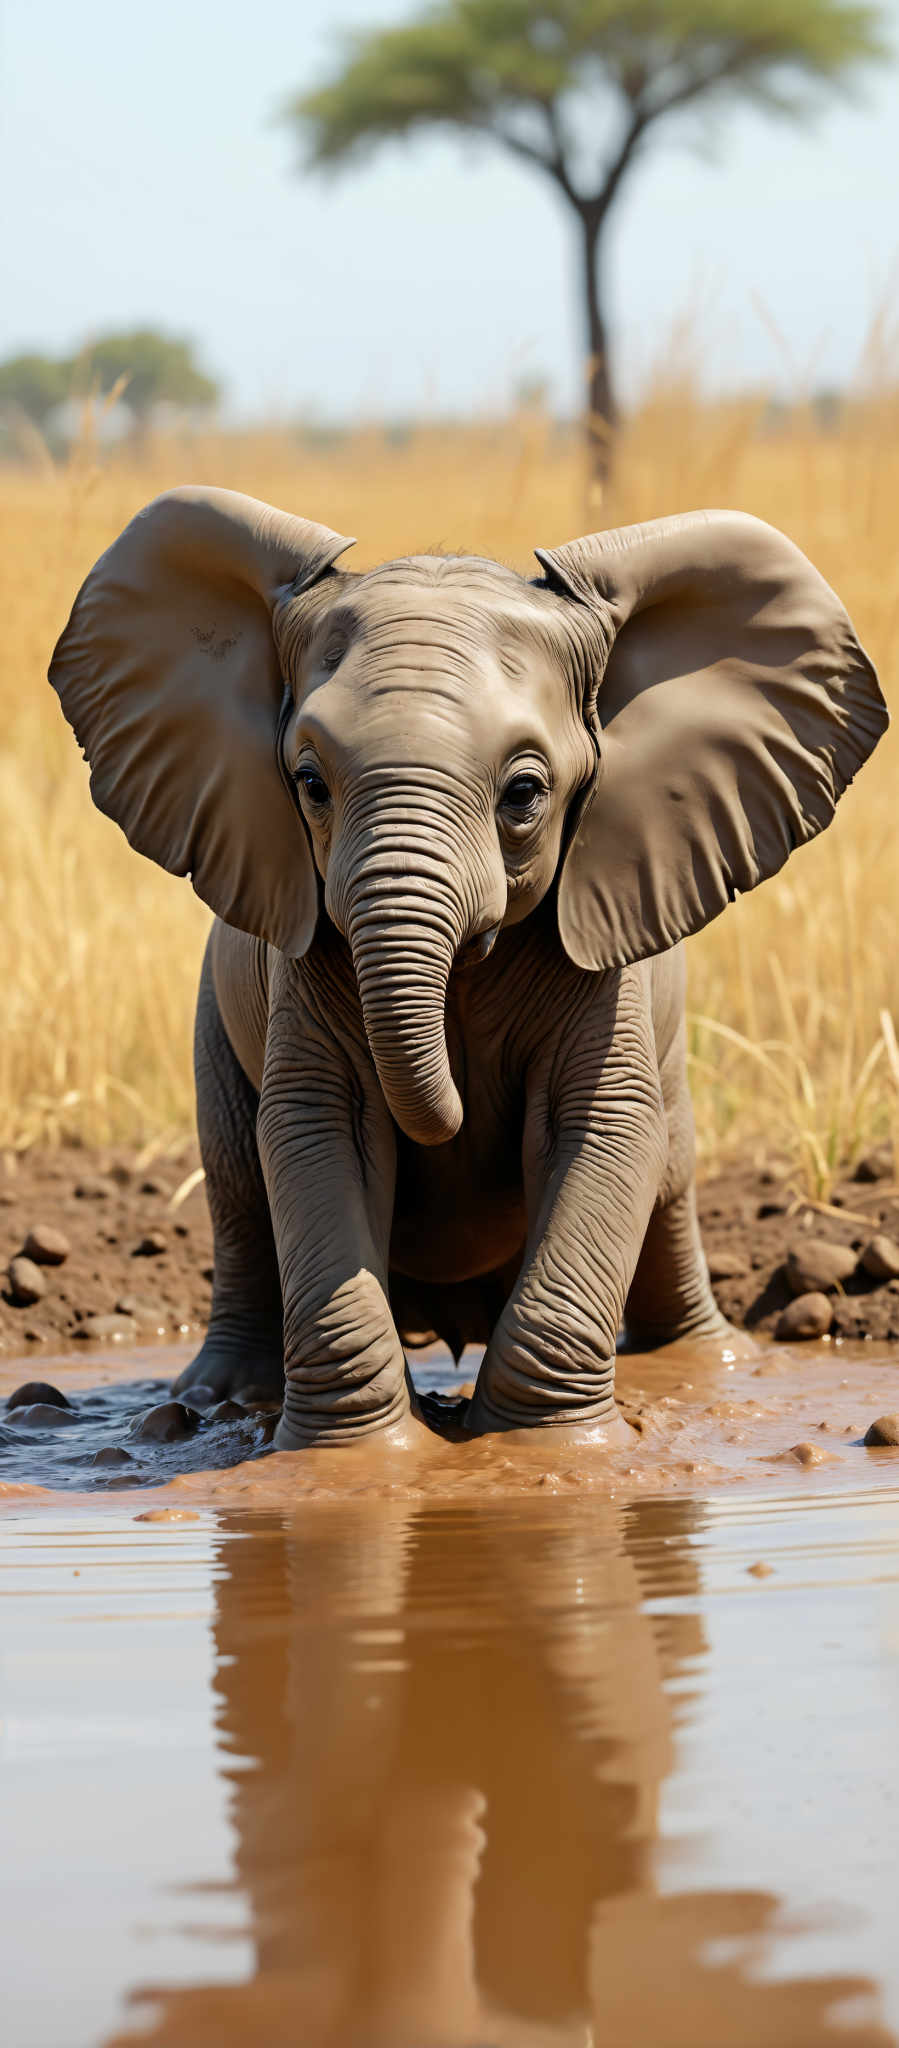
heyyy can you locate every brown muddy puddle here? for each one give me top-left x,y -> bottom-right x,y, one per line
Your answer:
3,1340 -> 899,2045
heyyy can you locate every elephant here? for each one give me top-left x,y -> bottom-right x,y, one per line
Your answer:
49,488 -> 887,1454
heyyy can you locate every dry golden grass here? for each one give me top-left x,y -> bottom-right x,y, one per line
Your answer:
1,373 -> 898,1189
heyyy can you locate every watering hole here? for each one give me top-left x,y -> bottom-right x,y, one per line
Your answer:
3,1339 -> 899,2045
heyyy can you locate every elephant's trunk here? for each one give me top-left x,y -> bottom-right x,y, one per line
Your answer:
346,884 -> 465,1147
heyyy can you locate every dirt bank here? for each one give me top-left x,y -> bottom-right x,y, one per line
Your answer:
3,1144 -> 899,1358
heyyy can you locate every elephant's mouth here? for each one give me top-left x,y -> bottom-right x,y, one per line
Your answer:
454,923 -> 500,973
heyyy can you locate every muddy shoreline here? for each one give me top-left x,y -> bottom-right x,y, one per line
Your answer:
3,1143 -> 899,1358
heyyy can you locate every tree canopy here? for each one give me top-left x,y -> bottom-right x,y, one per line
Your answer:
286,0 -> 886,471
0,354 -> 71,430
71,329 -> 219,423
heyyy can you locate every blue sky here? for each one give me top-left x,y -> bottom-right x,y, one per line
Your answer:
4,0 -> 898,418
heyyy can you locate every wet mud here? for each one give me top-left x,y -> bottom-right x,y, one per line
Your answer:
3,1485 -> 899,2045
4,1333 -> 898,2044
2,1333 -> 898,1505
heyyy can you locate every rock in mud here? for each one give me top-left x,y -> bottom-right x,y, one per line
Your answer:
130,1400 -> 201,1443
74,1176 -> 114,1200
114,1294 -> 167,1332
7,1256 -> 47,1306
208,1399 -> 250,1423
707,1249 -> 750,1281
235,1384 -> 283,1412
7,1402 -> 77,1428
91,1445 -> 135,1468
775,1292 -> 833,1341
863,1413 -> 899,1447
785,1239 -> 857,1296
73,1314 -> 139,1344
133,1231 -> 168,1258
860,1235 -> 899,1282
22,1224 -> 70,1266
7,1380 -> 70,1411
853,1147 -> 894,1183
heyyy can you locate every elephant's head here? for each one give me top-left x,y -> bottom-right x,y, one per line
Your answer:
50,489 -> 886,1146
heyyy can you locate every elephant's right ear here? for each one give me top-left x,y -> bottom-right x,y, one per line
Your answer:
49,486 -> 355,955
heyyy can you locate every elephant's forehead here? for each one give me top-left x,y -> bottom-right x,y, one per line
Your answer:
348,558 -> 552,639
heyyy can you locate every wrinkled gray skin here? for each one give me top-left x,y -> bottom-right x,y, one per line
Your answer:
49,496 -> 886,1454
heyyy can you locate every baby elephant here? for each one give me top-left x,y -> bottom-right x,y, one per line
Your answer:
50,491 -> 886,1451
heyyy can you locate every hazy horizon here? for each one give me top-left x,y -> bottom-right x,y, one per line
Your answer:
5,0 -> 899,421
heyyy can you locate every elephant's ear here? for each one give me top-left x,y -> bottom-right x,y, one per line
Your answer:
49,486 -> 355,955
535,511 -> 887,973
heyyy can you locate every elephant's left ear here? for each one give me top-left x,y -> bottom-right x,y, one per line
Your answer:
536,511 -> 888,973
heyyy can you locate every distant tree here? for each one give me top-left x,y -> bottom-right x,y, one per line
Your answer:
286,0 -> 885,479
0,353 -> 70,431
72,328 -> 219,435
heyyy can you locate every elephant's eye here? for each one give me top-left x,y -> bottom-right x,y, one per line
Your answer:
500,773 -> 546,818
296,768 -> 331,808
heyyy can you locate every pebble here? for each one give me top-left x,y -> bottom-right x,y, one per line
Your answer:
74,1176 -> 114,1200
784,1440 -> 833,1466
775,1292 -> 833,1341
235,1384 -> 283,1412
139,1177 -> 170,1198
7,1380 -> 70,1410
73,1314 -> 139,1344
21,1224 -> 70,1266
7,1256 -> 47,1306
785,1238 -> 857,1296
208,1399 -> 250,1423
133,1231 -> 168,1258
7,1402 -> 77,1429
707,1249 -> 750,1281
91,1445 -> 134,1468
130,1400 -> 201,1443
114,1294 -> 167,1332
863,1414 -> 899,1447
860,1234 -> 899,1282
853,1147 -> 894,1183
747,1560 -> 774,1578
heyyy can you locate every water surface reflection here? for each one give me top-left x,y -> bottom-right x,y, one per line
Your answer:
111,1496 -> 892,2047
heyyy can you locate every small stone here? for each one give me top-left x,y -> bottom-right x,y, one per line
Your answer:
21,1224 -> 71,1266
785,1238 -> 857,1296
235,1384 -> 283,1412
7,1256 -> 47,1306
853,1147 -> 894,1183
74,1176 -> 113,1200
133,1231 -> 168,1258
139,1177 -> 170,1197
775,1292 -> 833,1341
707,1249 -> 750,1281
863,1414 -> 899,1447
208,1399 -> 249,1423
115,1294 -> 167,1332
7,1380 -> 70,1410
7,1402 -> 77,1429
757,1198 -> 789,1218
130,1400 -> 201,1443
73,1314 -> 139,1344
860,1234 -> 899,1282
785,1440 -> 831,1467
747,1560 -> 774,1578
92,1445 -> 134,1468
23,1326 -> 47,1343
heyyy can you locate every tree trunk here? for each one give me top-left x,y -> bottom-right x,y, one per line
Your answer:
579,207 -> 616,494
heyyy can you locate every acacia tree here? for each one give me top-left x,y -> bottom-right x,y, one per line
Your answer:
285,0 -> 884,477
72,329 -> 219,439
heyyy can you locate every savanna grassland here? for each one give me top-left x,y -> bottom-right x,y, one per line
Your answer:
2,380 -> 898,1192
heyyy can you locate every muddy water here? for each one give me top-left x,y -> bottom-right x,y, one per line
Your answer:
2,1341 -> 899,2046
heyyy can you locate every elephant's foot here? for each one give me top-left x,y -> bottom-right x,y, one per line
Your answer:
274,1400 -> 452,1467
463,1385 -> 634,1450
172,1316 -> 285,1405
621,1309 -> 756,1361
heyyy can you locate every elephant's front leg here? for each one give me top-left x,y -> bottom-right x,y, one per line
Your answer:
469,972 -> 666,1438
258,957 -> 412,1451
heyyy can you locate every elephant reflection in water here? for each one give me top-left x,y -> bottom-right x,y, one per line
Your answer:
111,1501 -> 890,2048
